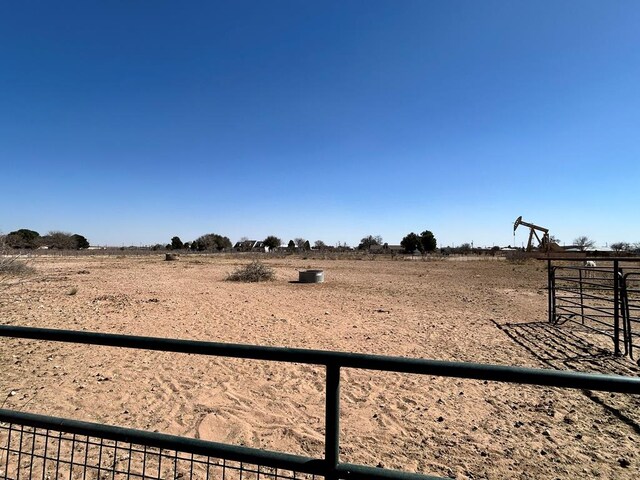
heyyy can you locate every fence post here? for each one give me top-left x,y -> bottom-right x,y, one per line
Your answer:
620,274 -> 630,357
548,260 -> 553,323
614,260 -> 620,356
579,268 -> 585,325
325,364 -> 341,480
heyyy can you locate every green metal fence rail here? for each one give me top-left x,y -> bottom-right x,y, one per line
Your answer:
2,325 -> 640,480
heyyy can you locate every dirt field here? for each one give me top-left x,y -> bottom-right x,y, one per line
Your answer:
1,254 -> 639,479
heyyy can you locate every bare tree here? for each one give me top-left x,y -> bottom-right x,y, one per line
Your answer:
42,231 -> 77,249
458,243 -> 472,254
610,242 -> 631,253
336,241 -> 350,250
294,238 -> 307,249
573,236 -> 596,251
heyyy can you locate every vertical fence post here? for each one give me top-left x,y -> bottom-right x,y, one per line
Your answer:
579,268 -> 585,325
325,364 -> 341,480
548,260 -> 553,323
620,274 -> 630,357
614,260 -> 620,356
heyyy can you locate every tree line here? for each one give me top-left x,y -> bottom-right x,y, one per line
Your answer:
165,229 -> 438,254
354,231 -> 437,253
2,229 -> 89,250
6,227 -> 639,254
165,234 -> 313,252
556,236 -> 640,253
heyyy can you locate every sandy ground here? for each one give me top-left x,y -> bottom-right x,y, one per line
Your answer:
1,254 -> 639,479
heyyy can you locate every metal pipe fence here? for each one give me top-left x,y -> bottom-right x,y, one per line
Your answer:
551,265 -> 618,333
622,271 -> 640,359
2,325 -> 640,480
547,258 -> 640,359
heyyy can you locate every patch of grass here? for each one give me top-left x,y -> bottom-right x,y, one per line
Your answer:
0,238 -> 35,294
0,237 -> 34,278
226,260 -> 275,283
0,255 -> 34,276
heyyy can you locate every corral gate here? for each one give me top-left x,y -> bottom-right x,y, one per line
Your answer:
547,257 -> 640,359
2,325 -> 640,480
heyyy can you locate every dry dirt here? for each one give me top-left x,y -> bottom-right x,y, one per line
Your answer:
1,254 -> 639,479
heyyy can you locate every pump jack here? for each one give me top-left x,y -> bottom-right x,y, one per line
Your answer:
513,216 -> 561,252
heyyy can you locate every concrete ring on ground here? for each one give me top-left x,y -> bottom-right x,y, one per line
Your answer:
298,269 -> 324,283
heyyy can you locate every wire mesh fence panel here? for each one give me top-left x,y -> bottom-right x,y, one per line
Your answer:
0,422 -> 319,480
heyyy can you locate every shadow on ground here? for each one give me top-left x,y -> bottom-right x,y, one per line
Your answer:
493,320 -> 640,435
494,320 -> 639,375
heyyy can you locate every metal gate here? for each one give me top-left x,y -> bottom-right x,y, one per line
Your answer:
548,258 -> 640,359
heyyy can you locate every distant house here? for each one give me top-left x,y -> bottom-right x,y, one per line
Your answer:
233,240 -> 269,252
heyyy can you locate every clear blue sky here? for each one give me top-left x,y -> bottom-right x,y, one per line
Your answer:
1,1 -> 639,248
